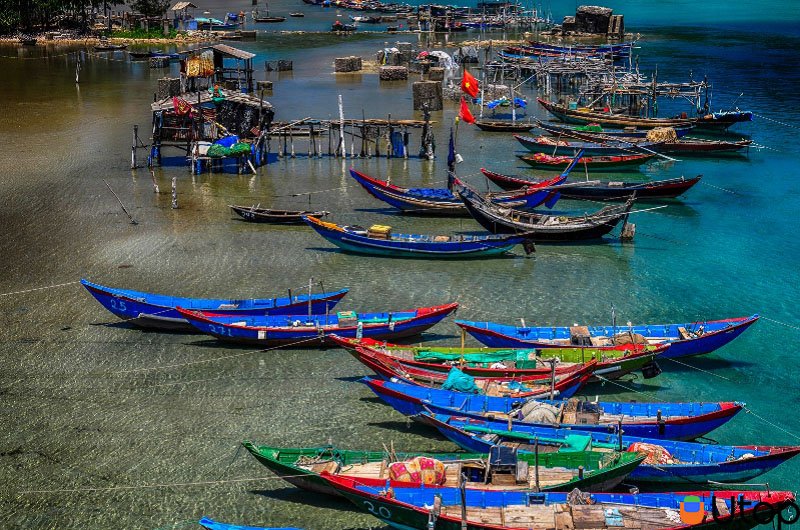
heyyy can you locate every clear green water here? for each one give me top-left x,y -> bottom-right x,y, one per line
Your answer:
1,0 -> 800,528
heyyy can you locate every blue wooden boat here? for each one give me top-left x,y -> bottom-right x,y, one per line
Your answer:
362,377 -> 742,441
322,472 -> 795,530
691,110 -> 753,131
302,215 -> 534,258
199,517 -> 301,530
524,40 -> 637,60
80,278 -> 349,331
175,302 -> 458,346
456,315 -> 759,359
514,134 -> 659,155
418,413 -> 800,485
349,169 -> 566,216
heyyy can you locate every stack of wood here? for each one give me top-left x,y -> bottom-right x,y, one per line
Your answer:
380,66 -> 409,80
335,56 -> 363,72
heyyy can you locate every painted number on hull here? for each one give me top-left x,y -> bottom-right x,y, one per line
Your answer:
207,324 -> 233,336
363,501 -> 391,519
109,299 -> 128,313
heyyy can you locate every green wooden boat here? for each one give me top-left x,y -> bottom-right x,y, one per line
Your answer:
334,337 -> 665,381
242,442 -> 644,496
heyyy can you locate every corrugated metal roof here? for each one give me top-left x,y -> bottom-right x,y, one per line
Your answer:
212,44 -> 256,60
170,2 -> 198,10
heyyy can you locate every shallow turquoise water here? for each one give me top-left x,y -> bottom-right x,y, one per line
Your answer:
1,1 -> 800,528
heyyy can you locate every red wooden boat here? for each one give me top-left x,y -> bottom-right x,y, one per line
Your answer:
331,335 -> 665,381
346,341 -> 597,398
518,152 -> 655,170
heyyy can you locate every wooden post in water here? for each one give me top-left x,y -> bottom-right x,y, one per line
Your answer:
131,125 -> 138,169
338,94 -> 346,158
103,179 -> 137,224
171,176 -> 178,209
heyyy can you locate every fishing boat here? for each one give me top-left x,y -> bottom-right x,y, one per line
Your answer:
352,349 -> 597,398
519,152 -> 655,170
303,215 -> 535,258
252,7 -> 286,22
349,169 -> 565,216
534,124 -> 752,155
456,181 -> 635,241
536,120 -> 694,139
419,413 -> 800,485
321,472 -> 795,530
93,42 -> 128,51
524,40 -> 636,60
229,205 -> 329,224
241,442 -> 645,495
289,12 -> 305,17
688,110 -> 753,131
331,20 -> 357,31
362,377 -> 742,440
199,517 -> 301,530
474,119 -> 536,132
175,302 -> 459,346
455,314 -> 760,358
331,335 -> 665,381
538,98 -> 696,129
80,278 -> 348,331
19,35 -> 37,45
481,169 -> 702,200
514,134 -> 660,156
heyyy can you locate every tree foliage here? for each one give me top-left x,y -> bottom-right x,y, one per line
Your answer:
0,0 -> 159,35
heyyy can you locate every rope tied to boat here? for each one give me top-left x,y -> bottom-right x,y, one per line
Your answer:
743,406 -> 800,442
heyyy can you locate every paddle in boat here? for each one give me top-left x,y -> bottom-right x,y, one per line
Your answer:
455,314 -> 760,358
302,215 -> 535,258
80,278 -> 348,331
175,302 -> 458,346
320,471 -> 795,530
241,442 -> 644,495
418,412 -> 800,485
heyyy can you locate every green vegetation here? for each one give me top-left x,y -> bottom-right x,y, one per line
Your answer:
0,0 -> 170,35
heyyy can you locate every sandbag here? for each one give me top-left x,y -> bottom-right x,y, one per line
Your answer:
388,456 -> 446,485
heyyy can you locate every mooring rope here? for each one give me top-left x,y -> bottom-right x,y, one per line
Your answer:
753,113 -> 800,130
760,316 -> 800,332
0,280 -> 80,298
114,336 -> 321,374
743,406 -> 800,442
660,357 -> 732,381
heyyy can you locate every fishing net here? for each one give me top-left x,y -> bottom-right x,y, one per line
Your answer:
518,400 -> 561,424
206,144 -> 230,158
228,142 -> 252,156
441,367 -> 479,393
646,127 -> 678,143
628,442 -> 680,464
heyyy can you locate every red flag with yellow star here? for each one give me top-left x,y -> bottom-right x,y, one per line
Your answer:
461,69 -> 479,98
